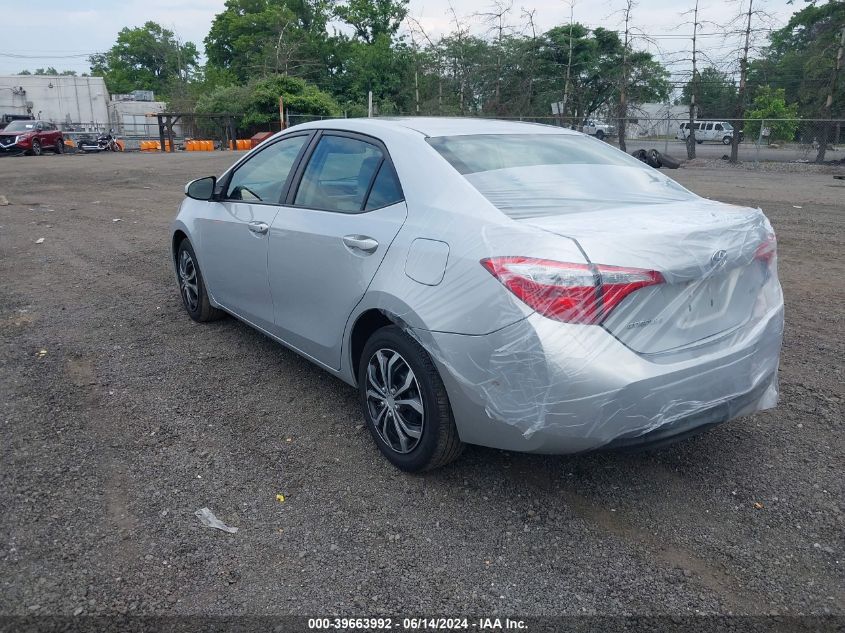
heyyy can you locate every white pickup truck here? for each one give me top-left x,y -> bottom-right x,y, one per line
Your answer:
582,119 -> 616,140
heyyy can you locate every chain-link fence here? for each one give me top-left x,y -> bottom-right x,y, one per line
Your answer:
476,116 -> 845,165
52,112 -> 844,162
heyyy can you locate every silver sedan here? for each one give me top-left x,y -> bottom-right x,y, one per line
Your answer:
171,118 -> 784,471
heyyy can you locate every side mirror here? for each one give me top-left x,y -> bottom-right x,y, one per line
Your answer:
185,176 -> 217,201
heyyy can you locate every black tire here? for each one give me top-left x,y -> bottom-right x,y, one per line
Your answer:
358,325 -> 463,472
655,150 -> 681,169
595,130 -> 605,141
175,239 -> 224,322
646,149 -> 662,169
631,149 -> 648,163
30,140 -> 42,156
54,137 -> 64,154
696,139 -> 703,145
722,136 -> 732,145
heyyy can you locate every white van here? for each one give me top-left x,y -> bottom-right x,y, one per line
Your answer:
676,121 -> 738,145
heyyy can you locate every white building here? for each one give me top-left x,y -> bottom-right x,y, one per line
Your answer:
628,103 -> 695,138
108,97 -> 169,139
0,75 -> 110,131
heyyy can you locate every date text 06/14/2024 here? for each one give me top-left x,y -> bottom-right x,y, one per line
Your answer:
307,617 -> 528,630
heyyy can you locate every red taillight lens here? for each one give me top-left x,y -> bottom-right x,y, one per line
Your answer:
481,256 -> 664,324
754,233 -> 777,265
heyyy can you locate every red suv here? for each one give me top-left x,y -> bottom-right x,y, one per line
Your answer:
0,120 -> 64,155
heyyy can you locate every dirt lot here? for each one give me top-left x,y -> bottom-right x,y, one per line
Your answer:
0,151 -> 842,618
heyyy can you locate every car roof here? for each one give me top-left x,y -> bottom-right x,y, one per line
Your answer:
291,117 -> 580,138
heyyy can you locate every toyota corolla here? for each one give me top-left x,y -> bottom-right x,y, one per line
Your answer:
170,118 -> 783,471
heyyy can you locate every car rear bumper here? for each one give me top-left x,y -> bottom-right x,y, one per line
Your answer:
418,300 -> 783,454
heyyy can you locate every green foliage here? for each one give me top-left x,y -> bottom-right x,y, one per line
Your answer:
17,68 -> 78,76
534,24 -> 669,119
89,21 -> 199,98
195,74 -> 340,129
335,0 -> 408,43
744,87 -> 800,141
680,67 -> 737,118
205,0 -> 336,85
749,0 -> 845,118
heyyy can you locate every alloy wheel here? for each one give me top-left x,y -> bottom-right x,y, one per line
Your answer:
365,348 -> 425,454
178,249 -> 199,312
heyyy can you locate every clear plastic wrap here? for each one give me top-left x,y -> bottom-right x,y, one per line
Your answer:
372,135 -> 784,453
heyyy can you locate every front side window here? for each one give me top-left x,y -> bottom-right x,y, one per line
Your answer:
715,124 -> 723,131
294,135 -> 385,213
226,135 -> 308,203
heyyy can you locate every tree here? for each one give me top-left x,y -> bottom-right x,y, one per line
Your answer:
724,0 -> 774,163
334,0 -> 408,44
749,0 -> 845,161
744,86 -> 799,141
195,74 -> 340,130
750,0 -> 845,118
680,67 -> 737,117
535,25 -> 669,123
89,22 -> 199,98
616,0 -> 635,152
332,0 -> 413,113
205,0 -> 336,85
17,68 -> 78,76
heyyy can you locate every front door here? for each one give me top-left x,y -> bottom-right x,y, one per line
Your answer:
268,133 -> 407,369
196,133 -> 310,330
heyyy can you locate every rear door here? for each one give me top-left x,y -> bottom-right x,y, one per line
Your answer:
267,131 -> 407,369
196,132 -> 311,330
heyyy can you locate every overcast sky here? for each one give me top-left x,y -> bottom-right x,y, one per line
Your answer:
0,0 -> 800,83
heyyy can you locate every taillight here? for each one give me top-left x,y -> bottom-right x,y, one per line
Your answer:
480,256 -> 664,324
754,233 -> 777,265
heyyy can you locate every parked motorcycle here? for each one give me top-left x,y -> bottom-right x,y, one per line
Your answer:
78,130 -> 122,153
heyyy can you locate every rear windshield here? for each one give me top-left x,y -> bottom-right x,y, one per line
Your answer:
427,134 -> 694,219
427,133 -> 643,175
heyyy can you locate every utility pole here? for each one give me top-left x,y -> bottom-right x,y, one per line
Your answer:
816,26 -> 844,163
686,0 -> 701,159
618,0 -> 634,152
730,0 -> 753,164
562,0 -> 576,126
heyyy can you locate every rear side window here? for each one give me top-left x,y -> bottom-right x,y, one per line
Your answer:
295,135 -> 385,213
365,162 -> 403,210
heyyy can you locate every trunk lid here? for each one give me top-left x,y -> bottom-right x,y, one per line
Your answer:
522,200 -> 773,354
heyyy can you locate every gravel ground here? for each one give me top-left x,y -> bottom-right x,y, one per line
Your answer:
0,152 -> 842,618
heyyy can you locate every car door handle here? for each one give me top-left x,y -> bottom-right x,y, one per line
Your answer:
342,235 -> 379,254
248,221 -> 269,235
